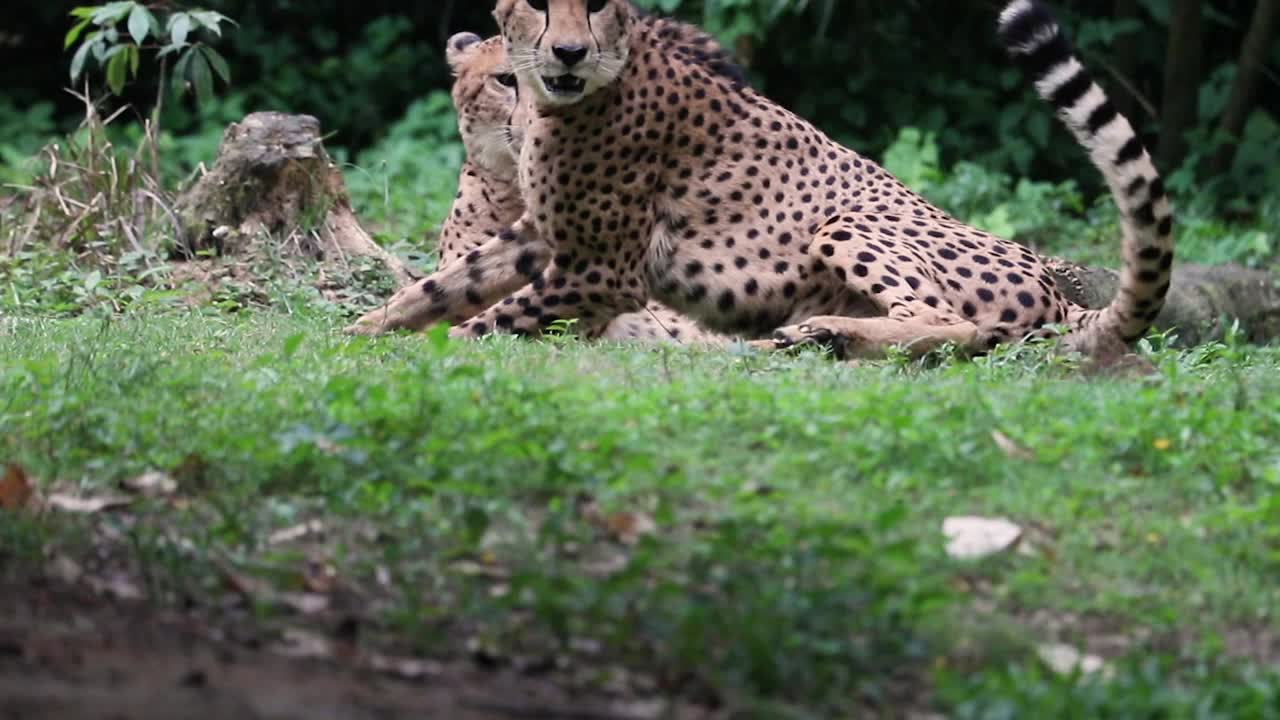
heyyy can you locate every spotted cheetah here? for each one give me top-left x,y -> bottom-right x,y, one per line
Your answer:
345,32 -> 728,346
436,0 -> 1170,358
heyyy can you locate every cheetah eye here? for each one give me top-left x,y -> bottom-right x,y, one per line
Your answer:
587,0 -> 608,11
495,73 -> 517,88
527,0 -> 547,10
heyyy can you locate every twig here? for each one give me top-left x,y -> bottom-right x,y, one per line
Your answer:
55,193 -> 101,249
1083,50 -> 1159,120
12,200 -> 41,257
137,188 -> 185,252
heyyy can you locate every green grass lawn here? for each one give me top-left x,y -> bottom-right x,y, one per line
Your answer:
3,311 -> 1280,716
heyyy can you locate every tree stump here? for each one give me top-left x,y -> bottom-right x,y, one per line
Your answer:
174,112 -> 416,287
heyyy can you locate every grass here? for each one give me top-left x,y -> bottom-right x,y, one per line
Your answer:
3,309 -> 1280,715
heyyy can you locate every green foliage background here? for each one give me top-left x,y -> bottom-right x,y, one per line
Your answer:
3,0 -> 1275,183
0,0 -> 1276,305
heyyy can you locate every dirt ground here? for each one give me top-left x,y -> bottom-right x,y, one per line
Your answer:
0,575 -> 707,720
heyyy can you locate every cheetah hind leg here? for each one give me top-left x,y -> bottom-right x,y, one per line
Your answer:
594,302 -> 734,348
753,316 -> 982,360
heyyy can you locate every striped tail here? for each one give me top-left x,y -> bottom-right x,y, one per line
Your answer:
998,0 -> 1174,346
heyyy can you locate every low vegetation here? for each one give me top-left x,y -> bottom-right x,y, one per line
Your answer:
4,310 -> 1280,714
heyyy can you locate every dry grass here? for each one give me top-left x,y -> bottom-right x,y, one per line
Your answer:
3,88 -> 182,265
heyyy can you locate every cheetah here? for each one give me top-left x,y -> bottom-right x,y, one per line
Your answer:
346,32 -> 728,346
437,0 -> 1171,359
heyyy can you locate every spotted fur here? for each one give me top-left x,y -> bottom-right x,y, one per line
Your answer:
346,31 -> 726,346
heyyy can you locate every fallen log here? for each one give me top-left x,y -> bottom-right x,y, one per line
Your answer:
1046,258 -> 1280,346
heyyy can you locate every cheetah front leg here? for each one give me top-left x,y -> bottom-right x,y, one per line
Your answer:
450,249 -> 648,339
753,316 -> 981,359
344,219 -> 546,336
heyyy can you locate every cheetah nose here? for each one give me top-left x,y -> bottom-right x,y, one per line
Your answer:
552,44 -> 588,68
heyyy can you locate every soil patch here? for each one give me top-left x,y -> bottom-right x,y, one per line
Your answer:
0,574 -> 706,720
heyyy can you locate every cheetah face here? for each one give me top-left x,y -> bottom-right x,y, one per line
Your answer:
447,32 -> 522,172
493,0 -> 632,107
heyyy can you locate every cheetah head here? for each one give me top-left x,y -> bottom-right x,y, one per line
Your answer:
493,0 -> 633,107
447,32 -> 523,172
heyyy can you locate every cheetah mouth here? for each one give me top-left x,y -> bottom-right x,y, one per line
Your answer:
542,74 -> 587,96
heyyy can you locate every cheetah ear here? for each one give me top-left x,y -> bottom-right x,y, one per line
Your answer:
446,32 -> 484,70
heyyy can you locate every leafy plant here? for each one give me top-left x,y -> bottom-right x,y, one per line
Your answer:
65,1 -> 235,103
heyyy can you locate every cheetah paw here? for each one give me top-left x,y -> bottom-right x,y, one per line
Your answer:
748,322 -> 841,353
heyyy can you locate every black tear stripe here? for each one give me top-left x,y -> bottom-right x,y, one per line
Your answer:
587,8 -> 601,60
535,4 -> 549,57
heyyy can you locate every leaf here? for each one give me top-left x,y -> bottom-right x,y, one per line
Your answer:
91,34 -> 110,61
87,571 -> 143,600
47,492 -> 133,514
48,554 -> 84,585
200,46 -> 232,85
191,10 -> 236,36
271,628 -> 335,660
942,516 -> 1023,560
303,560 -> 338,594
1037,643 -> 1114,679
282,331 -> 305,359
280,592 -> 331,615
91,1 -> 135,25
127,4 -> 152,45
366,653 -> 443,680
171,452 -> 210,487
603,510 -> 656,546
171,47 -> 195,95
188,48 -> 213,105
168,13 -> 192,48
69,38 -> 93,81
992,430 -> 1035,461
0,464 -> 36,512
268,520 -> 325,546
121,470 -> 177,497
65,17 -> 93,50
